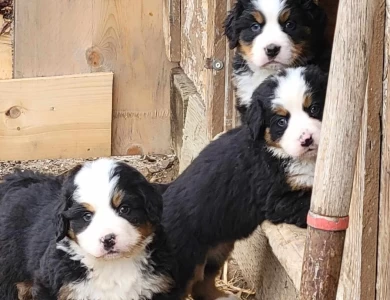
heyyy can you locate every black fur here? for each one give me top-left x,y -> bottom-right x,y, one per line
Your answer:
0,164 -> 178,300
162,66 -> 327,298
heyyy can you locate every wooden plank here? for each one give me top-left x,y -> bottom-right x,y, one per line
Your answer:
337,0 -> 384,297
14,0 -> 93,78
377,0 -> 390,297
0,73 -> 113,160
0,0 -> 12,79
171,68 -> 197,161
181,0 -> 227,139
179,93 -> 208,173
92,0 -> 178,155
163,0 -> 181,62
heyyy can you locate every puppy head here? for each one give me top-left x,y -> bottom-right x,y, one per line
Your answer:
56,158 -> 162,260
224,0 -> 326,70
247,65 -> 328,159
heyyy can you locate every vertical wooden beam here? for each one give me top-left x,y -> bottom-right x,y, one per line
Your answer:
163,0 -> 181,62
299,0 -> 380,298
377,0 -> 390,298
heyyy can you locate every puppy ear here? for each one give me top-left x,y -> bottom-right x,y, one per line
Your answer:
224,0 -> 246,49
144,186 -> 163,226
55,213 -> 69,242
300,0 -> 327,30
57,164 -> 83,181
246,97 -> 266,140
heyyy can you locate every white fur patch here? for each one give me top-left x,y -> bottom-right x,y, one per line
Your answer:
58,238 -> 171,300
286,157 -> 316,189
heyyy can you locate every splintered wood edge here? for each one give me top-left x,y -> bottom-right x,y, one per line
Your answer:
261,221 -> 306,290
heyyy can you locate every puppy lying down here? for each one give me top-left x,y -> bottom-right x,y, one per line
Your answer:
0,158 -> 176,300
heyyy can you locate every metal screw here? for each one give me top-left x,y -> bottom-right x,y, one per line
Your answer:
212,59 -> 224,71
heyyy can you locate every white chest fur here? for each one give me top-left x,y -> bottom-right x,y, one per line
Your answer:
58,241 -> 171,300
285,158 -> 316,189
233,68 -> 275,107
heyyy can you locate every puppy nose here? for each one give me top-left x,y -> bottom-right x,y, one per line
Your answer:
264,44 -> 281,58
301,136 -> 313,147
101,233 -> 116,250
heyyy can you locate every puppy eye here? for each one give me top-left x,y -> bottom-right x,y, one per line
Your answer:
251,23 -> 261,32
277,118 -> 288,128
285,21 -> 296,30
310,104 -> 320,116
119,205 -> 130,215
83,212 -> 92,222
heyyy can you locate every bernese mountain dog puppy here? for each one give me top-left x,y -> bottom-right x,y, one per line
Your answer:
162,65 -> 328,300
0,158 -> 177,300
224,0 -> 329,121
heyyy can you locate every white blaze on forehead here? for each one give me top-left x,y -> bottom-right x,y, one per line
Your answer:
272,67 -> 308,111
252,0 -> 286,20
73,158 -> 118,207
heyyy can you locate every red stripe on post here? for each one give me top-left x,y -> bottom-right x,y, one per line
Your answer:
306,211 -> 349,231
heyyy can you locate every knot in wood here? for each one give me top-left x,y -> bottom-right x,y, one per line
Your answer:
86,47 -> 104,68
5,106 -> 21,119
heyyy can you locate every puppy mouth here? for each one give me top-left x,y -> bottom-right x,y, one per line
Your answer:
262,61 -> 288,69
101,250 -> 122,260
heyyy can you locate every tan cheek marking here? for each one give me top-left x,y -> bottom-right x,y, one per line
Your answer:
67,228 -> 78,243
238,40 -> 253,58
137,222 -> 155,239
279,9 -> 291,23
291,41 -> 308,61
252,11 -> 264,24
112,190 -> 124,208
303,94 -> 313,108
16,282 -> 33,300
264,128 -> 282,148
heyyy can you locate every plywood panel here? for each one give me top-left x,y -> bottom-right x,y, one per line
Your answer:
0,73 -> 113,160
92,0 -> 178,155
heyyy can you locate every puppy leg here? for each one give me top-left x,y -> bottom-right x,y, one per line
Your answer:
192,242 -> 239,300
31,282 -> 57,300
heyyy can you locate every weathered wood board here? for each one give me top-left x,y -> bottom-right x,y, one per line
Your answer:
0,73 -> 113,160
14,0 -> 177,155
0,0 -> 12,80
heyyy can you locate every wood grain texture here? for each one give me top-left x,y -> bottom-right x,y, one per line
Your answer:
171,68 -> 197,162
14,0 -> 177,155
377,0 -> 390,297
261,222 -> 306,290
163,0 -> 181,62
0,14 -> 12,79
92,0 -> 178,155
0,73 -> 113,160
181,0 -> 227,139
14,0 -> 93,78
336,0 -> 384,298
310,0 -> 379,216
179,93 -> 208,173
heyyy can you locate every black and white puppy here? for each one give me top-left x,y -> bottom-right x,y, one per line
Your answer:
0,158 -> 176,300
224,0 -> 329,121
162,66 -> 328,300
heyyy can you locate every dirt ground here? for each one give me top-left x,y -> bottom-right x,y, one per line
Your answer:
0,155 -> 178,182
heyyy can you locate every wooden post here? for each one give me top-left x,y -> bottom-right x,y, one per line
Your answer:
299,0 -> 381,298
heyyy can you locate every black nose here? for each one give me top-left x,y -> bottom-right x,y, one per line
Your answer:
101,233 -> 116,250
301,137 -> 313,147
265,44 -> 281,58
